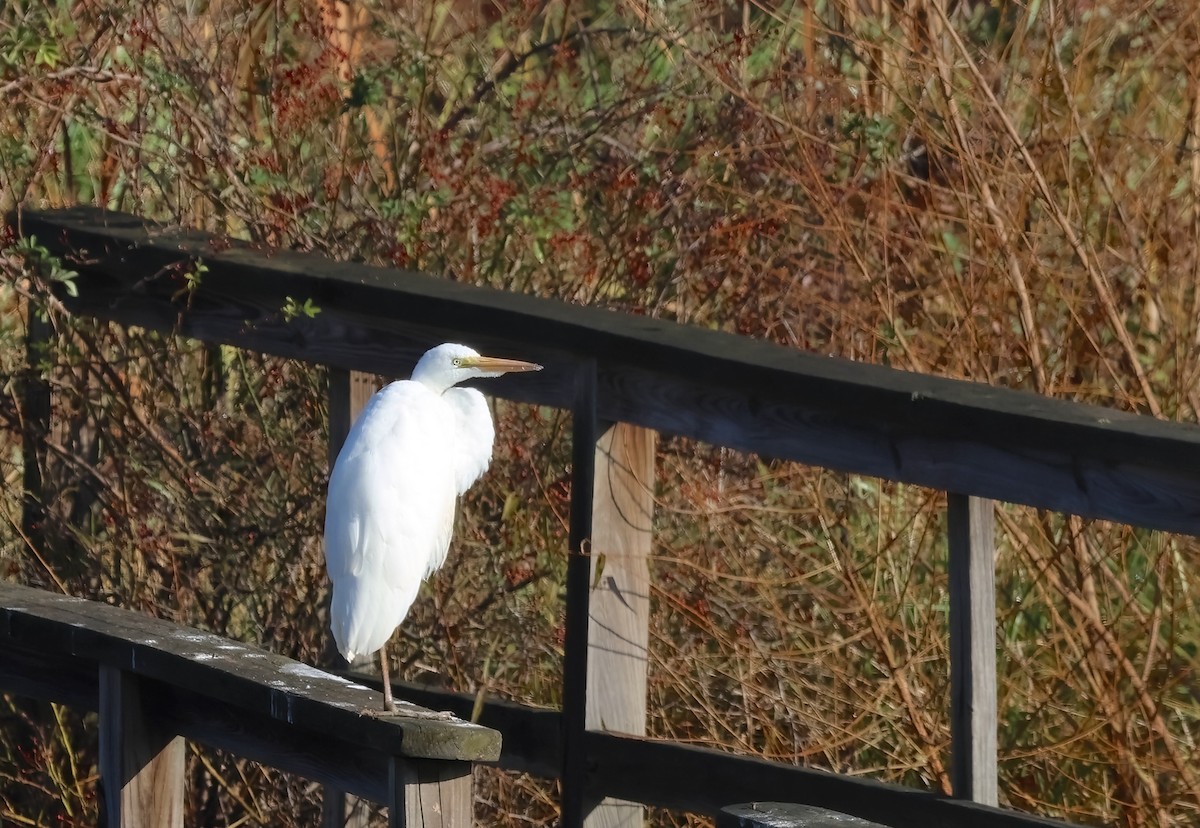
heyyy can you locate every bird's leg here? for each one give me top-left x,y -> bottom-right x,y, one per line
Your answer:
359,642 -> 454,721
379,643 -> 397,713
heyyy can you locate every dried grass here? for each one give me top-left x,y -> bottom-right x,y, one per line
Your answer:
2,0 -> 1199,825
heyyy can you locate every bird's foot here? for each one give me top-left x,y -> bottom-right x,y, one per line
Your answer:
357,704 -> 457,721
407,708 -> 457,721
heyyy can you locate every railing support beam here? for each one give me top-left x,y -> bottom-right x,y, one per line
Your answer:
585,423 -> 655,828
20,298 -> 51,560
948,493 -> 998,805
388,757 -> 474,828
562,360 -> 599,827
99,665 -> 186,828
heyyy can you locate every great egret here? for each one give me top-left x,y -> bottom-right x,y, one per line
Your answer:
324,343 -> 542,712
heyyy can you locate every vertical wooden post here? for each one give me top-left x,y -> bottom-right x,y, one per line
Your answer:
561,361 -> 599,828
388,757 -> 474,828
21,300 -> 51,557
585,423 -> 655,828
98,665 -> 186,828
328,368 -> 379,464
947,493 -> 998,806
323,367 -> 379,828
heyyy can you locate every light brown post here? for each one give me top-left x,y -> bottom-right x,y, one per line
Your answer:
328,368 -> 379,464
388,758 -> 474,828
948,493 -> 998,806
98,665 -> 186,828
585,423 -> 655,827
323,367 -> 379,828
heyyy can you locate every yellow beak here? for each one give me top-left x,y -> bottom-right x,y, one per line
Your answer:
462,355 -> 543,374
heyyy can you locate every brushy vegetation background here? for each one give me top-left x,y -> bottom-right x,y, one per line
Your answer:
3,0 -> 1200,825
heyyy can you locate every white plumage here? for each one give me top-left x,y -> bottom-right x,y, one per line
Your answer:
323,343 -> 541,711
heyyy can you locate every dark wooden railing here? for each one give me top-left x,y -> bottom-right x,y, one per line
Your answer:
12,205 -> 1200,827
0,581 -> 500,827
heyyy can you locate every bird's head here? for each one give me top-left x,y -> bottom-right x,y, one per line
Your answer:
412,343 -> 543,392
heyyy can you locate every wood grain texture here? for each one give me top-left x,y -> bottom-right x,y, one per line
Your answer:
0,644 -> 97,709
390,758 -> 474,828
585,424 -> 655,828
339,677 -> 1086,828
99,666 -> 186,828
162,682 -> 391,802
15,206 -> 1200,534
585,731 -> 1075,828
0,582 -> 499,763
718,802 -> 887,827
377,677 -> 562,779
0,582 -> 500,812
949,495 -> 999,806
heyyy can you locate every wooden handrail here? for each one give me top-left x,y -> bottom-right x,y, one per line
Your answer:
718,802 -> 887,828
14,206 -> 1200,535
350,674 -> 1078,828
0,582 -> 500,827
8,206 -> 1165,827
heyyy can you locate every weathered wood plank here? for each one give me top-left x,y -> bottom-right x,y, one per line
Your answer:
157,675 -> 394,802
99,666 -> 186,828
10,659 -> 426,806
16,206 -> 1200,534
718,802 -> 888,828
949,494 -> 999,806
349,678 -> 1085,828
382,678 -> 561,779
585,731 -> 1075,828
0,644 -> 97,709
562,362 -> 599,827
0,583 -> 501,771
586,423 -> 655,828
321,790 -> 372,827
390,758 -> 474,828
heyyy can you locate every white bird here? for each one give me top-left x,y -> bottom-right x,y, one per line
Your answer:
324,343 -> 542,712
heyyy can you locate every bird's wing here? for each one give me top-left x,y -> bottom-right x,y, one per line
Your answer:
324,381 -> 457,658
442,386 -> 496,494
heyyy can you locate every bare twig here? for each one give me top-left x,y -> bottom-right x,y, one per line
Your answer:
0,67 -> 140,97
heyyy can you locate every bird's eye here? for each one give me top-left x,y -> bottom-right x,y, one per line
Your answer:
452,358 -> 462,367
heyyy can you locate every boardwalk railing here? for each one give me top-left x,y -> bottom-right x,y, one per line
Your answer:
14,206 -> 1200,827
0,581 -> 501,828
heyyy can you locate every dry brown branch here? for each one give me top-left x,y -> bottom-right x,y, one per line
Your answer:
0,67 -> 140,97
930,0 -> 1163,416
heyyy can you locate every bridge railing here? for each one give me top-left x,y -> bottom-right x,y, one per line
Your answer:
0,581 -> 500,828
13,205 -> 1200,827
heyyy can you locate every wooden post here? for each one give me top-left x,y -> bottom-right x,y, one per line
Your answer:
388,757 -> 474,828
947,493 -> 998,806
328,367 -> 379,464
21,300 -> 51,558
323,367 -> 379,828
561,361 -> 598,827
98,665 -> 186,828
585,423 -> 655,828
